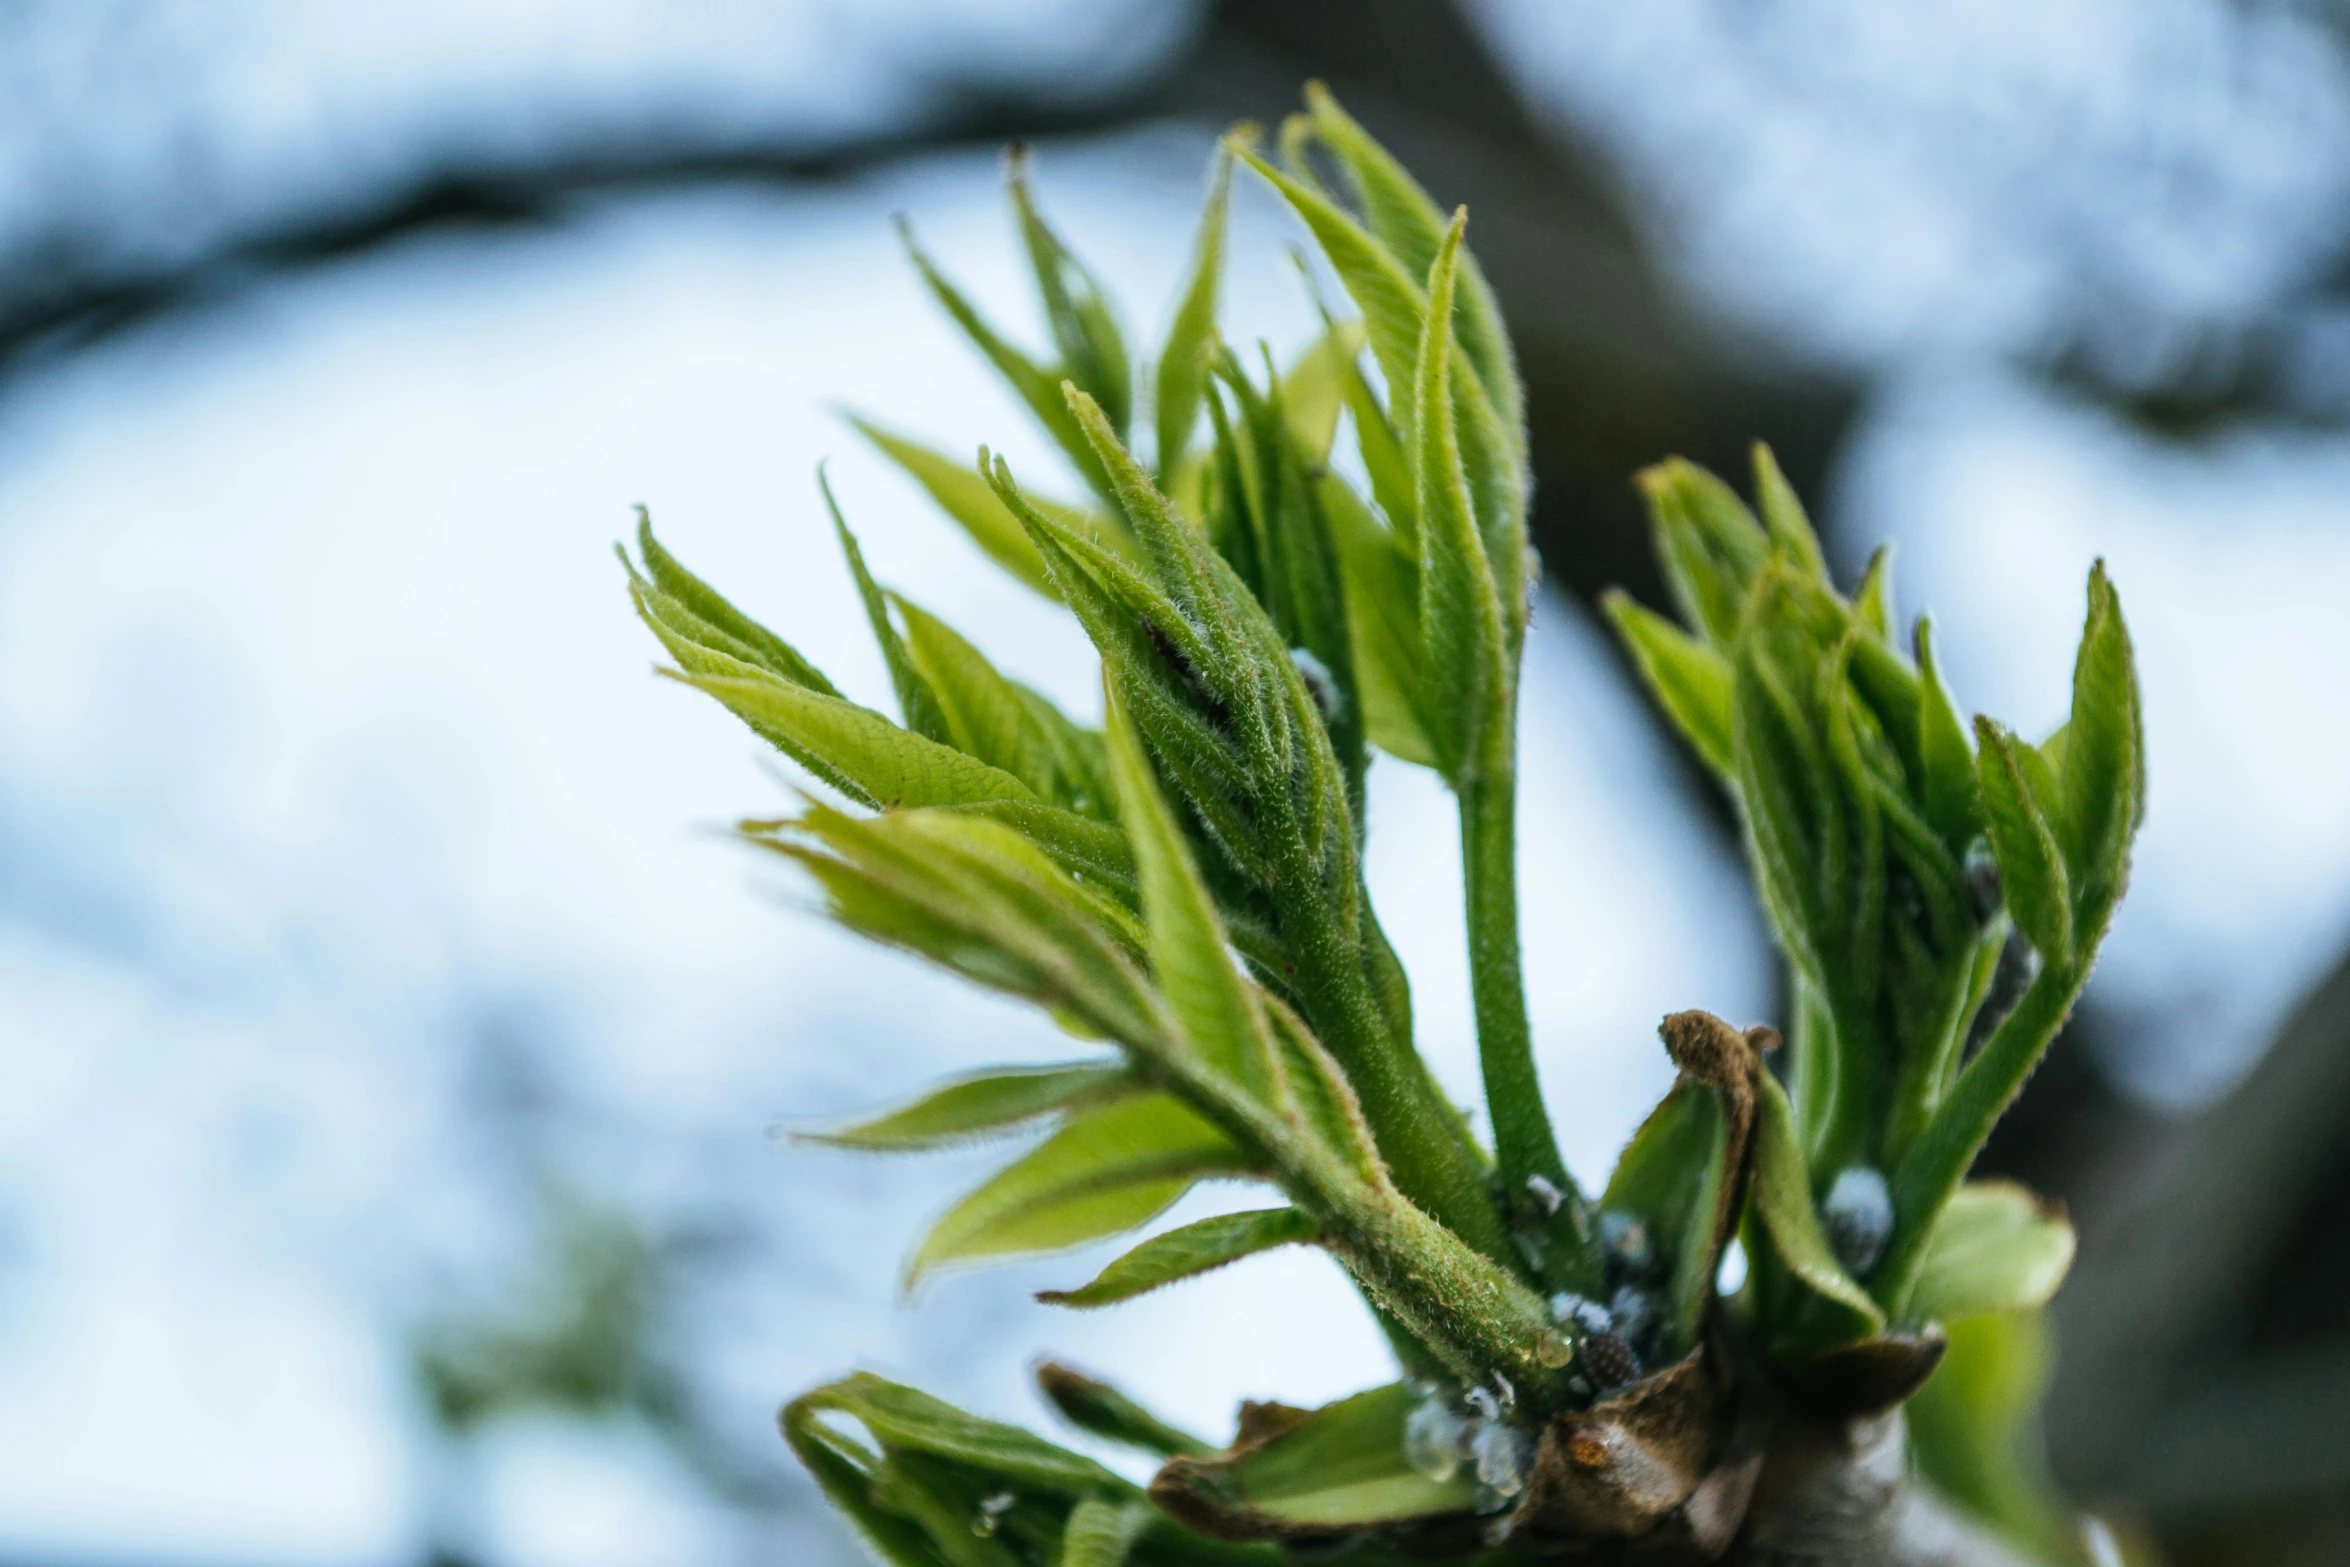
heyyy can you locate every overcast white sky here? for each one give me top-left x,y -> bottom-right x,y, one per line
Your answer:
7,4 -> 2350,1565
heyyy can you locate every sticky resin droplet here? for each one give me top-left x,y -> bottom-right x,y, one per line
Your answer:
1472,1421 -> 1536,1508
972,1492 -> 1015,1537
1822,1165 -> 1894,1277
1524,1173 -> 1564,1216
1403,1395 -> 1470,1482
1535,1328 -> 1572,1368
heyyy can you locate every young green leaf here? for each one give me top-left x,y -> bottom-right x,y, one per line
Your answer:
1603,590 -> 1736,778
798,1372 -> 1134,1498
1034,1362 -> 1213,1459
1852,546 -> 1895,642
1301,83 -> 1523,452
1906,1181 -> 2076,1324
1639,459 -> 1770,650
1150,1382 -> 1477,1538
1055,1498 -> 1154,1567
894,597 -> 1112,817
1323,474 -> 1438,767
907,1092 -> 1259,1287
1009,148 -> 1133,439
1973,718 -> 2073,969
1912,617 -> 1980,843
629,511 -> 841,694
1229,144 -> 1428,453
1155,146 -> 1232,476
828,474 -> 952,744
672,671 -> 1038,811
899,219 -> 1113,501
2055,560 -> 2143,936
1751,442 -> 1826,582
1038,1206 -> 1320,1308
1412,210 -> 1507,779
851,417 -> 1112,600
1749,1073 -> 1887,1328
799,1063 -> 1137,1152
782,1395 -> 959,1567
1103,681 -> 1284,1105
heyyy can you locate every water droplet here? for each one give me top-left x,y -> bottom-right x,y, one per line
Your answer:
1403,1397 -> 1468,1482
1535,1328 -> 1572,1368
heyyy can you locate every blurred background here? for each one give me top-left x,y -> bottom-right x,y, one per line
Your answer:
2,3 -> 2348,1564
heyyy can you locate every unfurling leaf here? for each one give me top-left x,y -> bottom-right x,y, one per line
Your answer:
907,1093 -> 1259,1287
1602,1014 -> 1766,1360
1104,683 -> 1283,1104
893,598 -> 1112,818
1638,459 -> 1769,650
1412,210 -> 1507,778
1974,719 -> 2072,968
1035,1362 -> 1213,1459
1603,591 -> 1735,778
1055,1498 -> 1154,1567
2055,560 -> 2143,938
1325,474 -> 1439,767
1039,1206 -> 1319,1308
900,219 -> 1113,501
1751,442 -> 1825,582
1151,1382 -> 1476,1538
1009,148 -> 1133,440
1154,145 -> 1232,476
673,671 -> 1036,811
1907,1181 -> 2076,1324
800,1063 -> 1136,1152
850,417 -> 1118,600
1749,1073 -> 1886,1330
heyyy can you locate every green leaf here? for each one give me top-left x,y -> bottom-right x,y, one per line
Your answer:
1903,1311 -> 2081,1563
1152,1383 -> 1476,1535
1749,1073 -> 1886,1328
1104,683 -> 1284,1104
629,512 -> 841,695
1603,590 -> 1735,777
828,473 -> 952,744
799,1373 -> 1133,1498
767,804 -> 1163,1049
1056,1498 -> 1153,1567
672,671 -> 1037,811
1324,474 -> 1438,767
1412,210 -> 1507,779
1751,442 -> 1825,582
1852,546 -> 1895,642
1638,458 -> 1770,649
894,597 -> 1112,817
1303,83 -> 1523,453
1912,617 -> 1980,843
900,219 -> 1113,501
1034,1362 -> 1213,1459
2056,560 -> 2143,935
1010,148 -> 1133,439
1973,718 -> 2072,968
907,1093 -> 1258,1286
850,418 -> 1118,601
1280,317 -> 1356,464
1602,1082 -> 1729,1360
1038,1206 -> 1319,1307
783,1395 -> 957,1567
1155,146 -> 1232,476
1907,1181 -> 2076,1323
800,1063 -> 1137,1152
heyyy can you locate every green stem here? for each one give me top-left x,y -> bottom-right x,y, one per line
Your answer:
1262,786 -> 1512,1270
1879,961 -> 2082,1314
1461,750 -> 1601,1291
